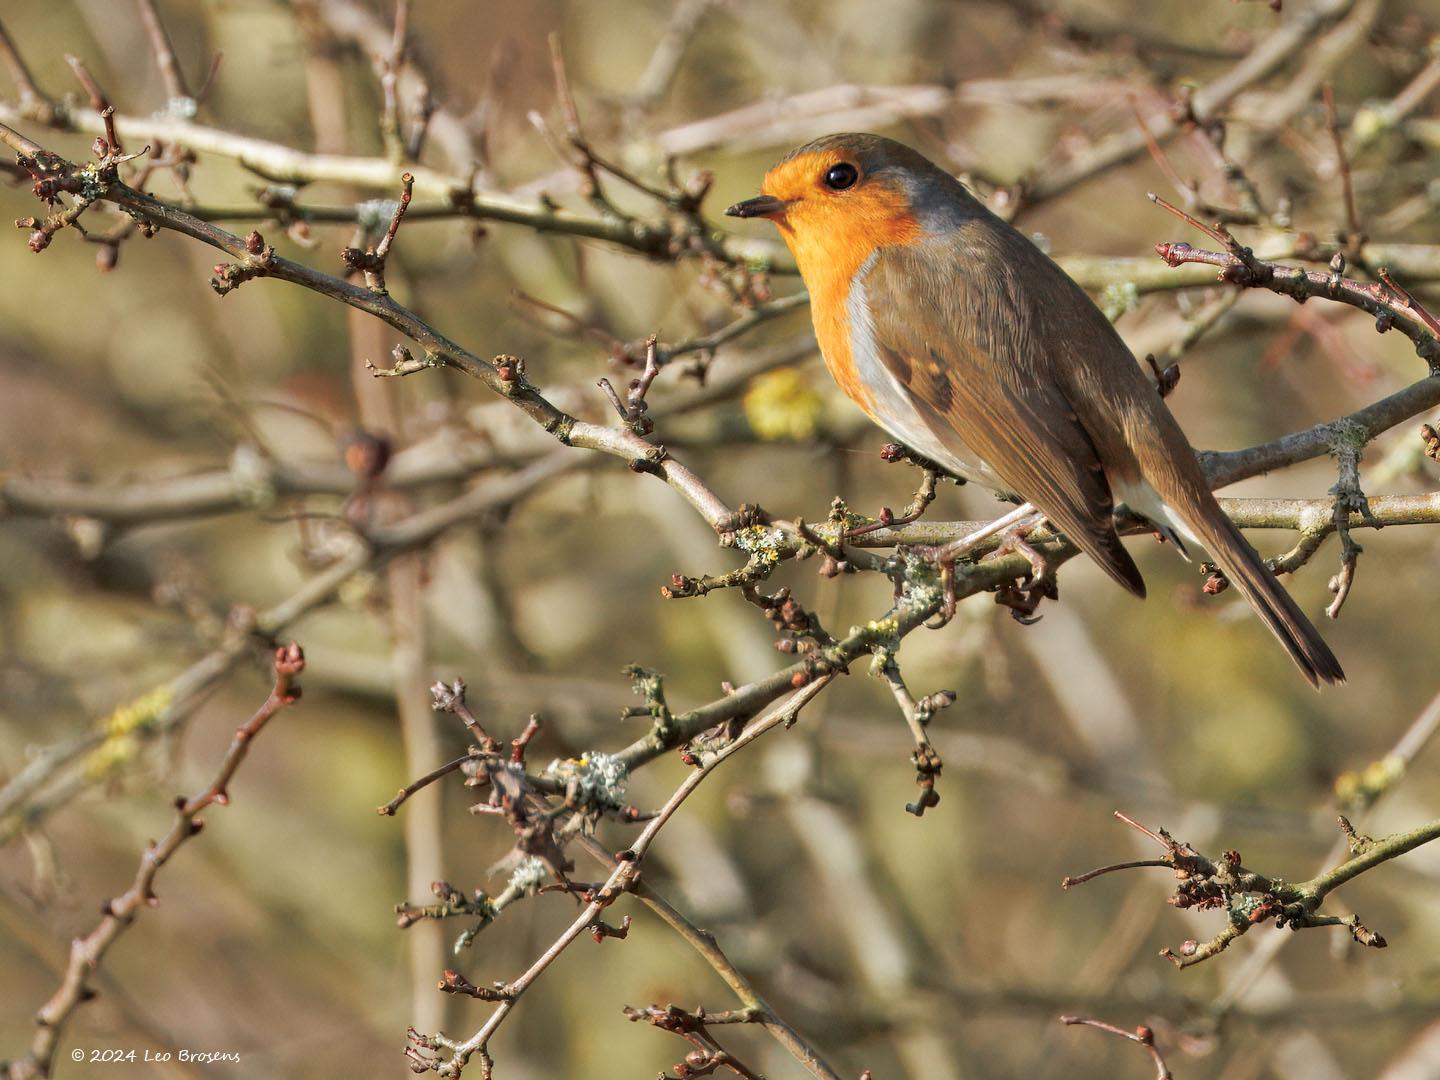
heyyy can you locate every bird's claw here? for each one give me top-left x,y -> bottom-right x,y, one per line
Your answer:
986,521 -> 1057,623
913,503 -> 1044,628
917,552 -> 957,629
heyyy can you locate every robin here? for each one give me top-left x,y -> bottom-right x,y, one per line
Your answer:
726,133 -> 1343,687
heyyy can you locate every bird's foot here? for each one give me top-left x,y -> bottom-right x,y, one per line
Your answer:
915,502 -> 1041,627
985,520 -> 1058,624
994,576 -> 1058,624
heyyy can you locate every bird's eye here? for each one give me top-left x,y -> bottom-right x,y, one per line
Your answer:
823,163 -> 858,191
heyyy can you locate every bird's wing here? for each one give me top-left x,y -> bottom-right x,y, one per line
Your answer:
862,238 -> 1145,597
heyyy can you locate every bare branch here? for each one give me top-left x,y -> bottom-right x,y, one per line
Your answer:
6,645 -> 305,1080
1059,1015 -> 1173,1080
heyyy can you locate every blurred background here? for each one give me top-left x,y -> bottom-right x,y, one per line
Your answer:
2,0 -> 1440,1077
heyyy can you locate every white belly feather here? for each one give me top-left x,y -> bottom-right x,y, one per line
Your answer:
846,256 -> 1003,488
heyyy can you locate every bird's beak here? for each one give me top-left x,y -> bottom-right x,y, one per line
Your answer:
725,194 -> 787,220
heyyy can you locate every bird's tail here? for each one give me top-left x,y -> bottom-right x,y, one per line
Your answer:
1146,470 -> 1345,689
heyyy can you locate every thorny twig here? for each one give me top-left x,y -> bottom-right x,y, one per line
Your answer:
623,1003 -> 766,1080
599,860 -> 843,1080
429,678 -> 501,753
1210,686 -> 1440,1019
64,55 -> 120,153
1153,240 -> 1440,369
379,754 -> 472,817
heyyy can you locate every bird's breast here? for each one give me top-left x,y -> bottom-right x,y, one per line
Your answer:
809,268 -> 875,411
823,257 -> 1000,487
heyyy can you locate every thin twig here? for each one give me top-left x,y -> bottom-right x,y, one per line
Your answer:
6,644 -> 305,1080
0,18 -> 60,123
1059,1015 -> 1173,1080
135,0 -> 193,104
1322,82 -> 1361,242
379,753 -> 471,816
410,679 -> 832,1075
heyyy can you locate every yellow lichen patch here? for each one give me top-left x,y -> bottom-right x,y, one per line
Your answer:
82,684 -> 175,781
84,732 -> 140,781
743,367 -> 824,441
734,524 -> 785,566
1334,754 -> 1406,809
100,684 -> 174,737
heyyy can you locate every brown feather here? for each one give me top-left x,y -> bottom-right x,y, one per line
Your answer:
865,243 -> 1147,598
862,218 -> 1343,686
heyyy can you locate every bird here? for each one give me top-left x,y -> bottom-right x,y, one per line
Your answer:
725,133 -> 1343,688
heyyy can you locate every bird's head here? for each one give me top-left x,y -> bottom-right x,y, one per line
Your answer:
725,133 -> 974,287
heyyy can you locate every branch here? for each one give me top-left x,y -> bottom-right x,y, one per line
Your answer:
1061,809 -> 1437,971
135,0 -> 195,106
406,679 -> 831,1076
0,451 -> 575,841
0,127 -> 738,528
0,17 -> 61,125
4,644 -> 305,1080
1058,1015 -> 1173,1080
1208,682 -> 1440,1018
0,101 -> 777,269
1055,241 -> 1440,294
1153,242 -> 1439,367
1025,0 -> 1354,203
1201,376 -> 1440,489
620,874 -> 843,1080
340,171 -> 415,292
0,339 -> 808,527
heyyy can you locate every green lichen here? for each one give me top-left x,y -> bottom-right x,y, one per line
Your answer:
1326,417 -> 1370,459
544,751 -> 629,811
1099,281 -> 1139,322
1349,103 -> 1391,145
100,684 -> 174,737
865,615 -> 900,638
83,733 -> 139,781
734,524 -> 785,566
506,856 -> 549,895
74,163 -> 109,202
545,414 -> 576,444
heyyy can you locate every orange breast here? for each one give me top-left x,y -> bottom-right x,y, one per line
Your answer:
808,271 -> 871,408
770,182 -> 923,416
